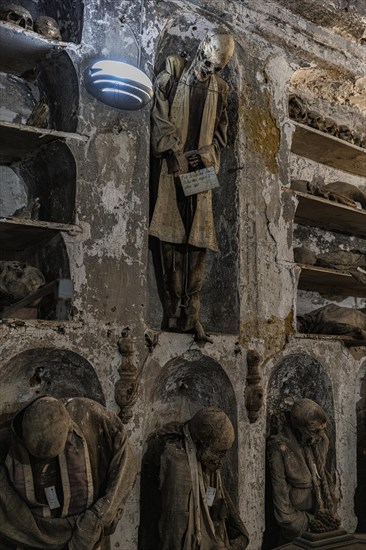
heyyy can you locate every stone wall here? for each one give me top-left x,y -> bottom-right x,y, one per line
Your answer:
0,0 -> 365,548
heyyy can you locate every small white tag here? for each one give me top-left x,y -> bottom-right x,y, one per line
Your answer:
206,486 -> 216,507
179,167 -> 219,196
44,486 -> 61,510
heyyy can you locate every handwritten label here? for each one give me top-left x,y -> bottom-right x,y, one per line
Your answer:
206,486 -> 216,507
179,167 -> 219,196
44,486 -> 61,510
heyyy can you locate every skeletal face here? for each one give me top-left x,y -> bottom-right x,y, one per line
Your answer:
298,419 -> 326,446
0,261 -> 45,301
0,3 -> 33,31
197,440 -> 232,472
34,16 -> 61,40
193,32 -> 235,82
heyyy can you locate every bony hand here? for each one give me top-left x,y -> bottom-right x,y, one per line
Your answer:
230,534 -> 248,549
309,510 -> 341,533
68,509 -> 103,549
166,151 -> 189,175
186,152 -> 204,170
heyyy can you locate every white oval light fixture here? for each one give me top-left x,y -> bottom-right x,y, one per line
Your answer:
84,60 -> 153,110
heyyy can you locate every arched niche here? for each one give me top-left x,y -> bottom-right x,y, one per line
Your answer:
263,353 -> 335,550
0,166 -> 27,217
0,348 -> 105,423
37,50 -> 79,132
0,50 -> 78,133
138,353 -> 238,550
1,232 -> 71,319
147,12 -> 240,335
15,140 -> 76,224
355,361 -> 366,532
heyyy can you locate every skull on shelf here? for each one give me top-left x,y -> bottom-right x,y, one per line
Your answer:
306,110 -> 324,130
0,3 -> 33,31
34,16 -> 61,40
0,261 -> 45,302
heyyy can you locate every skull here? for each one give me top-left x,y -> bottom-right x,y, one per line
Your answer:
193,30 -> 235,82
338,124 -> 353,143
319,117 -> 338,135
306,110 -> 324,130
34,15 -> 61,40
0,261 -> 45,302
288,95 -> 307,122
0,3 -> 33,31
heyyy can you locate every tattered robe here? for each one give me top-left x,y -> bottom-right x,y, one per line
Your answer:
149,55 -> 229,251
158,424 -> 248,549
268,426 -> 331,542
0,397 -> 137,550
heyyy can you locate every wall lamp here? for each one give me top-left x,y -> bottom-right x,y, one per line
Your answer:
84,60 -> 153,110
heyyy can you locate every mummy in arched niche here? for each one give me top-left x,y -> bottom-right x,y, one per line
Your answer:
143,407 -> 248,550
0,396 -> 138,550
268,399 -> 340,544
149,29 -> 235,342
0,349 -> 137,549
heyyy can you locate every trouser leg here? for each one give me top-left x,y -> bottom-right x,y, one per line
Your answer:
161,242 -> 184,328
181,247 -> 206,331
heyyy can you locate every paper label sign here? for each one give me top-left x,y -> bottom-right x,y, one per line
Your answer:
44,486 -> 61,510
206,486 -> 216,507
179,167 -> 219,196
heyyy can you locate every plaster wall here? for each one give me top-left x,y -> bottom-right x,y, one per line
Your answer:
0,0 -> 365,548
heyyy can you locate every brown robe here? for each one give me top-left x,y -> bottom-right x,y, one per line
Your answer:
157,424 -> 248,549
268,426 -> 331,542
149,55 -> 229,251
0,397 -> 137,550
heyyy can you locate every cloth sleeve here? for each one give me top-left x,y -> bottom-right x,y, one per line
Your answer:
151,69 -> 183,157
268,441 -> 313,540
66,399 -> 138,541
91,428 -> 138,533
158,443 -> 192,550
198,83 -> 229,173
223,487 -> 249,548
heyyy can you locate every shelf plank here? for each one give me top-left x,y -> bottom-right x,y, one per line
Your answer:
0,21 -> 74,76
0,278 -> 73,321
283,188 -> 366,237
0,218 -> 80,251
293,333 -> 366,347
0,120 -> 87,163
298,264 -> 366,298
291,120 -> 366,177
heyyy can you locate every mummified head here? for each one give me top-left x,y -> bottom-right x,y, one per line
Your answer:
22,397 -> 71,459
188,407 -> 235,471
34,16 -> 62,40
193,29 -> 235,81
291,398 -> 327,446
0,3 -> 33,30
0,261 -> 45,301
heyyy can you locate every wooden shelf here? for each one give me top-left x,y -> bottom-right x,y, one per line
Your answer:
0,218 -> 81,251
283,188 -> 366,237
293,333 -> 366,347
297,264 -> 366,298
290,120 -> 366,177
0,120 -> 87,163
0,278 -> 73,321
0,21 -> 76,76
